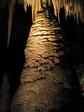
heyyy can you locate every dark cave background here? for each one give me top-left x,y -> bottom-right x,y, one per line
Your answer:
0,3 -> 84,111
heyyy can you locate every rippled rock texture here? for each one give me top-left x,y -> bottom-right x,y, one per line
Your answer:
11,12 -> 80,112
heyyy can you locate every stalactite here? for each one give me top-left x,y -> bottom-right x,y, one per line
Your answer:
0,0 -> 84,48
47,0 -> 52,6
22,0 -> 84,23
6,0 -> 84,46
32,0 -> 36,21
7,0 -> 16,48
23,0 -> 28,12
52,0 -> 57,16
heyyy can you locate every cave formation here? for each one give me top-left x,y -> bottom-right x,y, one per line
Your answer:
0,1 -> 84,112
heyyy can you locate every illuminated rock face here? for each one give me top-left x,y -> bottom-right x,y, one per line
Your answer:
21,12 -> 64,84
11,12 -> 80,112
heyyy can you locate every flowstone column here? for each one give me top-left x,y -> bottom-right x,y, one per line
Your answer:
11,11 -> 80,112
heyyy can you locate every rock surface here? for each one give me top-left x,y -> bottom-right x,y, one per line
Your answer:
11,12 -> 80,112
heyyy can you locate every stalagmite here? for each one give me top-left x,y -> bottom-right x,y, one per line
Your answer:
0,0 -> 82,111
11,9 -> 80,112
